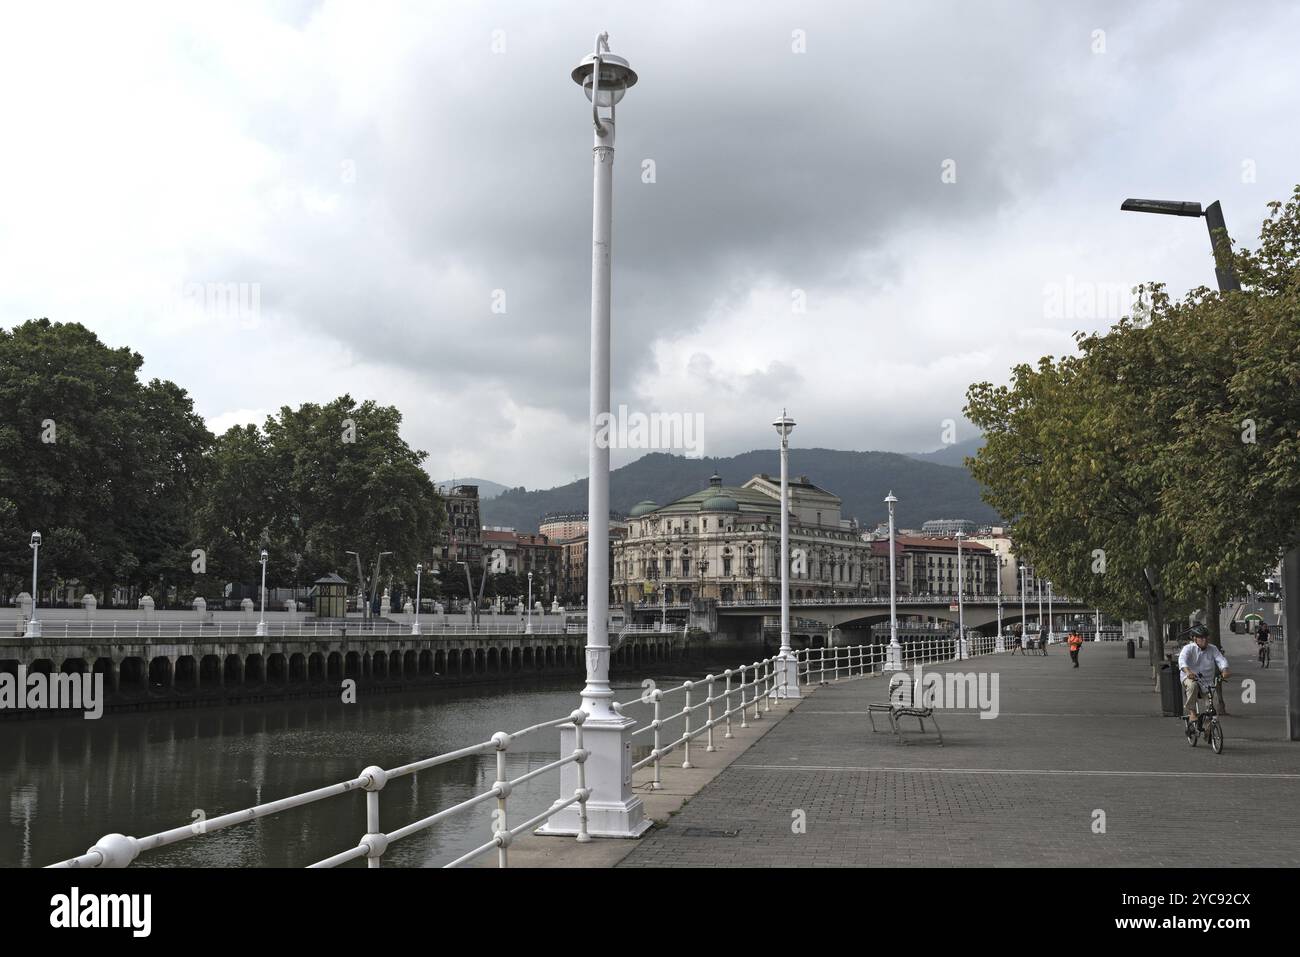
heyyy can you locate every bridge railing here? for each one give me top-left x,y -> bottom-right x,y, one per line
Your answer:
3,619 -> 605,641
717,595 -> 1084,608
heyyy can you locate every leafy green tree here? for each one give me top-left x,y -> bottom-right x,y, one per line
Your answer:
0,319 -> 212,605
192,395 -> 445,603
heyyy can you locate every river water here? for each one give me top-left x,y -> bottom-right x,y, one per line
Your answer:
2,649 -> 762,868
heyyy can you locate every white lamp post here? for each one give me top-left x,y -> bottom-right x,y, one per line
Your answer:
1036,573 -> 1043,638
1019,562 -> 1027,647
1047,580 -> 1055,643
772,409 -> 800,698
541,32 -> 647,840
1095,606 -> 1101,641
884,492 -> 901,671
526,571 -> 534,634
412,563 -> 423,635
955,532 -> 966,659
24,532 -> 42,639
256,549 -> 268,637
995,557 -> 1004,652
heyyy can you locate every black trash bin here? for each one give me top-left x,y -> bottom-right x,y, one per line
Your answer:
1158,660 -> 1182,716
1126,639 -> 1135,659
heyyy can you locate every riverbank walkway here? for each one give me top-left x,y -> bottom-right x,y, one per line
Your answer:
507,632 -> 1300,867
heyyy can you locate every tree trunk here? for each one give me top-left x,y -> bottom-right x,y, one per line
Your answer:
1207,583 -> 1222,649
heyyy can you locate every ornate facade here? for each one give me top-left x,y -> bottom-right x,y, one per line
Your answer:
613,473 -> 877,605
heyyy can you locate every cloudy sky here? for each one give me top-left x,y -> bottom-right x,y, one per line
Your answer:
2,1 -> 1297,488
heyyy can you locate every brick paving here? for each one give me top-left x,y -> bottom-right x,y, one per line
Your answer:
618,633 -> 1300,867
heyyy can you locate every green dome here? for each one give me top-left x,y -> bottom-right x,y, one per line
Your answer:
628,500 -> 659,517
700,494 -> 739,512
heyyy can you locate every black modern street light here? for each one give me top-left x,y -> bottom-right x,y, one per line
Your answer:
1120,198 -> 1240,291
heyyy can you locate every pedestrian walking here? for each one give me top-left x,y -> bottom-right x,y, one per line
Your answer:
1067,629 -> 1084,667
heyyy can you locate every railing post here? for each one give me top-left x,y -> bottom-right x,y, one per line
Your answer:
492,732 -> 511,868
360,765 -> 388,869
652,691 -> 664,789
752,662 -> 763,719
705,674 -> 717,752
573,713 -> 590,844
738,666 -> 748,729
819,647 -> 826,684
682,682 -> 694,768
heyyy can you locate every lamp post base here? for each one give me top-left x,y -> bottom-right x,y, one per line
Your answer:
23,620 -> 41,639
884,643 -> 903,672
410,623 -> 420,636
255,622 -> 267,637
536,714 -> 650,839
954,638 -> 968,661
995,635 -> 1006,653
770,654 -> 801,699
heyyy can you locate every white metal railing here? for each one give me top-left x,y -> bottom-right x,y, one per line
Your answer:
49,711 -> 593,870
45,634 -> 1009,869
715,594 -> 1086,608
1,619 -> 614,641
614,652 -> 786,789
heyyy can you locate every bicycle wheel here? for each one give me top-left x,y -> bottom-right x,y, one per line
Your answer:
1210,720 -> 1224,754
1264,647 -> 1270,669
1186,719 -> 1198,747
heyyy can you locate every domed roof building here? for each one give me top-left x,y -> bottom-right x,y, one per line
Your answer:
614,470 -> 875,608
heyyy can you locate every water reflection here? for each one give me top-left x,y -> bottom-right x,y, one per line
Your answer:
0,654 -> 750,868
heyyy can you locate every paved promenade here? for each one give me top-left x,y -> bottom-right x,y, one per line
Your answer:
617,634 -> 1300,867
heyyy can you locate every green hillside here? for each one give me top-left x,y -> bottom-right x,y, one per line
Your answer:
479,448 -> 1000,534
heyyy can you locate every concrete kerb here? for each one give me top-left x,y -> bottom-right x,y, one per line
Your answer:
477,687 -> 820,867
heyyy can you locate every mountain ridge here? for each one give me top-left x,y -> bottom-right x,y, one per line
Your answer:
476,447 -> 999,534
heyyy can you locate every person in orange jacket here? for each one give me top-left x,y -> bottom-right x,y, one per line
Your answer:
1067,630 -> 1084,667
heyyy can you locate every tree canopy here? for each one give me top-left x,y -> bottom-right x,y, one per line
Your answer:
1,320 -> 445,606
966,186 -> 1300,663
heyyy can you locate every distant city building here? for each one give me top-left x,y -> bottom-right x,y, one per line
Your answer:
539,510 -> 628,543
438,484 -> 482,565
920,518 -> 978,538
480,529 -> 561,598
614,472 -> 871,605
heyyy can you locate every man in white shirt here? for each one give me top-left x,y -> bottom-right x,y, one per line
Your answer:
1178,624 -> 1231,721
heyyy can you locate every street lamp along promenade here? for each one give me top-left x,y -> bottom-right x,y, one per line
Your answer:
772,409 -> 800,698
539,33 -> 649,840
24,532 -> 42,639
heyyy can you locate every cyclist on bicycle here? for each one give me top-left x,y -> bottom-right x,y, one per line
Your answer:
1179,625 -> 1230,724
1257,622 -> 1271,661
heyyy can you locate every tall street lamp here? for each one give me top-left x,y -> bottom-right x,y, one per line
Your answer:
955,532 -> 966,658
412,563 -> 423,635
996,557 -> 1004,652
542,32 -> 647,840
1120,198 -> 1240,293
1047,579 -> 1055,642
885,492 -> 901,671
526,571 -> 534,635
1019,562 -> 1027,646
345,550 -> 366,619
372,551 -> 393,616
25,531 -> 42,639
256,549 -> 269,637
1036,572 -> 1043,637
773,409 -> 799,697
